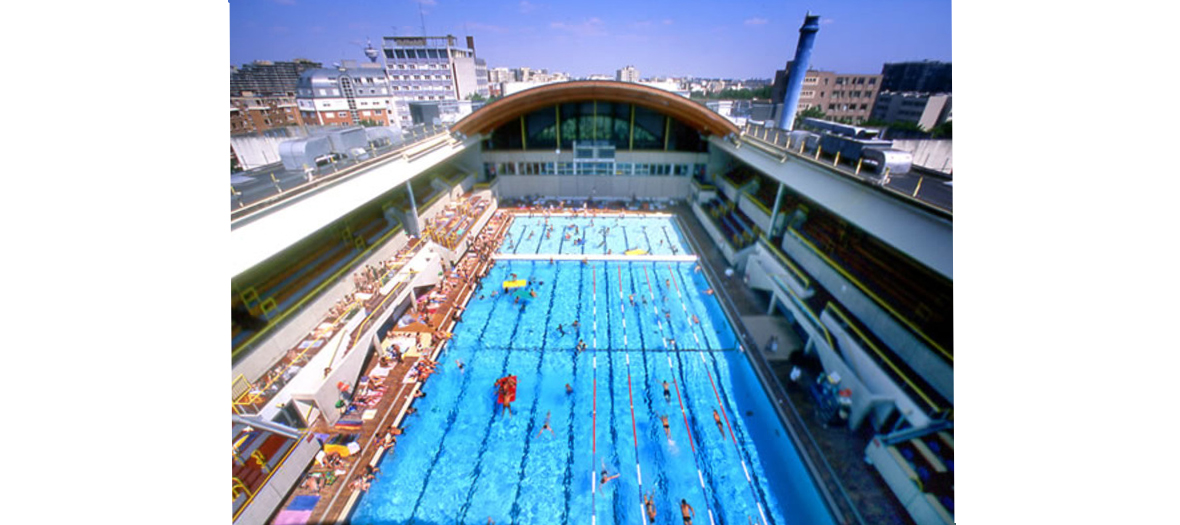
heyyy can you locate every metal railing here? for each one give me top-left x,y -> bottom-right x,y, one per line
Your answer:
231,123 -> 452,222
738,122 -> 951,215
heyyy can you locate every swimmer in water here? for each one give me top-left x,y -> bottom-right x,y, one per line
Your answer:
663,380 -> 672,402
537,411 -> 555,436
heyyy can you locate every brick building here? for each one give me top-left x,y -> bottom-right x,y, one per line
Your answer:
772,63 -> 882,124
230,59 -> 321,134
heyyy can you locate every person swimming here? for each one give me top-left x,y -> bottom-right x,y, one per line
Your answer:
537,411 -> 555,436
600,461 -> 620,486
662,380 -> 671,402
713,409 -> 725,436
680,499 -> 695,525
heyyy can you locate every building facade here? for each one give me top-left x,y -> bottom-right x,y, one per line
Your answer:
382,35 -> 491,127
879,60 -> 951,94
230,59 -> 322,134
772,65 -> 882,123
295,64 -> 396,127
616,65 -> 640,83
870,92 -> 952,130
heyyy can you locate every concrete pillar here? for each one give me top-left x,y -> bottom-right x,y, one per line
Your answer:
405,180 -> 421,235
767,182 -> 786,238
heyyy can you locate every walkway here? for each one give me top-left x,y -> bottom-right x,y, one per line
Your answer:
670,202 -> 915,525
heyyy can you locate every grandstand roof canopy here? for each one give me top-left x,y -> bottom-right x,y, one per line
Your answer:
452,80 -> 740,138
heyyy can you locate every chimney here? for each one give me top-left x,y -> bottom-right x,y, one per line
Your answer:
466,36 -> 475,53
778,14 -> 821,130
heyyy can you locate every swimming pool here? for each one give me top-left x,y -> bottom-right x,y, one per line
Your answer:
498,215 -> 691,257
350,220 -> 833,525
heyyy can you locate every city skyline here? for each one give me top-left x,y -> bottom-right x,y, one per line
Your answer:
230,0 -> 951,79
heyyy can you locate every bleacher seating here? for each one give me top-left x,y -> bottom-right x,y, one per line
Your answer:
231,212 -> 400,353
795,208 -> 952,355
702,191 -> 761,250
424,195 -> 490,250
891,431 -> 954,513
232,424 -> 299,517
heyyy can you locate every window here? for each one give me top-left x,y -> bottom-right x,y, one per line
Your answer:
338,112 -> 347,117
800,90 -> 815,98
868,78 -> 876,85
804,77 -> 818,84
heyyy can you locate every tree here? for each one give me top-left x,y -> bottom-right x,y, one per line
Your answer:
930,120 -> 952,139
794,106 -> 827,128
467,93 -> 487,102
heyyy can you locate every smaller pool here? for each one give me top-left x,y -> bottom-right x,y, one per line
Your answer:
499,215 -> 691,256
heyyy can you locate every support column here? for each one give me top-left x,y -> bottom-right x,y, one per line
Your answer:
767,182 -> 786,239
406,180 -> 421,236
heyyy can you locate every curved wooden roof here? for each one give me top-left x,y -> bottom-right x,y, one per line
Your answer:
452,80 -> 739,137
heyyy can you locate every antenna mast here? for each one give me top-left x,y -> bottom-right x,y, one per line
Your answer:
418,1 -> 427,36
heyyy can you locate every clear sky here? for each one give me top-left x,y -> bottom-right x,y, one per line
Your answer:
231,0 -> 950,79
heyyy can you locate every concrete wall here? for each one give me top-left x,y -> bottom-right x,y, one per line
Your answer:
691,201 -> 738,265
738,192 -> 772,232
232,230 -> 409,385
494,175 -> 691,200
230,135 -> 476,277
890,139 -> 952,174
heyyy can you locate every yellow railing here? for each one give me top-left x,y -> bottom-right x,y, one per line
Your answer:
758,237 -> 811,289
741,190 -> 773,216
824,303 -> 942,413
787,226 -> 952,362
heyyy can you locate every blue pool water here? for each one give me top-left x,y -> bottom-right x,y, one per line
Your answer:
351,220 -> 832,525
498,215 -> 691,256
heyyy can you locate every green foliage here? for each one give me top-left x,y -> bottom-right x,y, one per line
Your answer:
930,120 -> 952,139
467,93 -> 488,102
358,119 -> 382,127
693,85 -> 773,100
794,106 -> 827,128
889,120 -> 928,133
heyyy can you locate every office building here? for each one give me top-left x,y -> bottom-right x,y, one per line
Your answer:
382,35 -> 491,127
616,65 -> 640,82
294,63 -> 396,127
871,92 -> 952,130
879,60 -> 951,94
772,64 -> 882,123
230,59 -> 322,134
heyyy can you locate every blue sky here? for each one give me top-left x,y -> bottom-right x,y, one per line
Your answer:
230,0 -> 950,79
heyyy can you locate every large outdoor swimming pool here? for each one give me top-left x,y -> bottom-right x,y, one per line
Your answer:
350,217 -> 832,525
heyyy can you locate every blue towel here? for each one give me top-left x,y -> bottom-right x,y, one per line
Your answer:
288,495 -> 320,511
